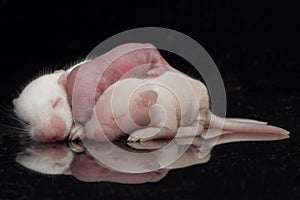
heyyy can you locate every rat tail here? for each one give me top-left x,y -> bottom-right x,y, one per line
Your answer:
207,112 -> 289,135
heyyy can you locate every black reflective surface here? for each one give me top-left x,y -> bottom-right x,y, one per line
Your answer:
1,1 -> 299,199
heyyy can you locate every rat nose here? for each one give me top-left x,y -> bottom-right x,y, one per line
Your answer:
35,130 -> 65,142
35,115 -> 67,142
50,114 -> 67,136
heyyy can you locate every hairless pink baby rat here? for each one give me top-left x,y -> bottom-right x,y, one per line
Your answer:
85,71 -> 289,142
13,43 -> 174,142
65,43 -> 178,140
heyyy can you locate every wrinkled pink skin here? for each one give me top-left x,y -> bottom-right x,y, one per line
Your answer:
70,153 -> 169,183
85,72 -> 209,141
66,43 -> 289,142
85,71 -> 289,142
66,43 -> 178,124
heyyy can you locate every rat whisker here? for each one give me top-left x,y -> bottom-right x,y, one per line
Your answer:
0,123 -> 27,132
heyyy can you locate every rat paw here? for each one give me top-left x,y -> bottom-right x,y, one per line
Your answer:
127,135 -> 145,142
68,123 -> 84,141
127,136 -> 152,143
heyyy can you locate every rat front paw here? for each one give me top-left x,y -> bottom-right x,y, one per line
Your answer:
68,123 -> 84,141
127,135 -> 151,142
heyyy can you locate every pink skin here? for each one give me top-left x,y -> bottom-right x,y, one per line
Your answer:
84,82 -> 161,141
63,43 -> 288,142
66,43 -> 177,125
85,71 -> 289,142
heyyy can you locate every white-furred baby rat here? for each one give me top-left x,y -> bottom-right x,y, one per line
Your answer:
13,70 -> 74,142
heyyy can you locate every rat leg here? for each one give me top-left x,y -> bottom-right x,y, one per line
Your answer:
127,127 -> 174,142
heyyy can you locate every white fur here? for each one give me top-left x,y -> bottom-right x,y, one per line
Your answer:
14,72 -> 72,139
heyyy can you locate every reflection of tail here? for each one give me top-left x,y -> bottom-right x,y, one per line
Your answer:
215,131 -> 290,145
208,112 -> 289,135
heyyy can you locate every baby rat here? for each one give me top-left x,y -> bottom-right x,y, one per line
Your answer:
13,43 -> 289,143
85,71 -> 289,142
13,43 -> 172,142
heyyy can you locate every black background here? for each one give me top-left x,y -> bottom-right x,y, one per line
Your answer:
0,1 -> 299,200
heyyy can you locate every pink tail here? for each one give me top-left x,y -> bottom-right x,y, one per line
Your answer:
208,112 -> 289,135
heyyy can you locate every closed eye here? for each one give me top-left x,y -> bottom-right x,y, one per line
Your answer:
52,97 -> 63,109
53,162 -> 65,167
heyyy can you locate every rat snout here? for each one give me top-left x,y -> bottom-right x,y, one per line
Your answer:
50,114 -> 68,138
34,114 -> 67,142
35,130 -> 65,142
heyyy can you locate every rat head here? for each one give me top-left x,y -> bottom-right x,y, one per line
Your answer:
13,71 -> 72,142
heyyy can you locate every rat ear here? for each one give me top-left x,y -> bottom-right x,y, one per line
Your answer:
13,98 -> 18,107
58,73 -> 67,88
135,90 -> 158,108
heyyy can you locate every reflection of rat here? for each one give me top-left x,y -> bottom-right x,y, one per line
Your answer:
13,43 -> 172,142
15,129 -> 289,182
16,142 -> 169,183
16,143 -> 74,175
85,71 -> 289,142
70,151 -> 169,183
